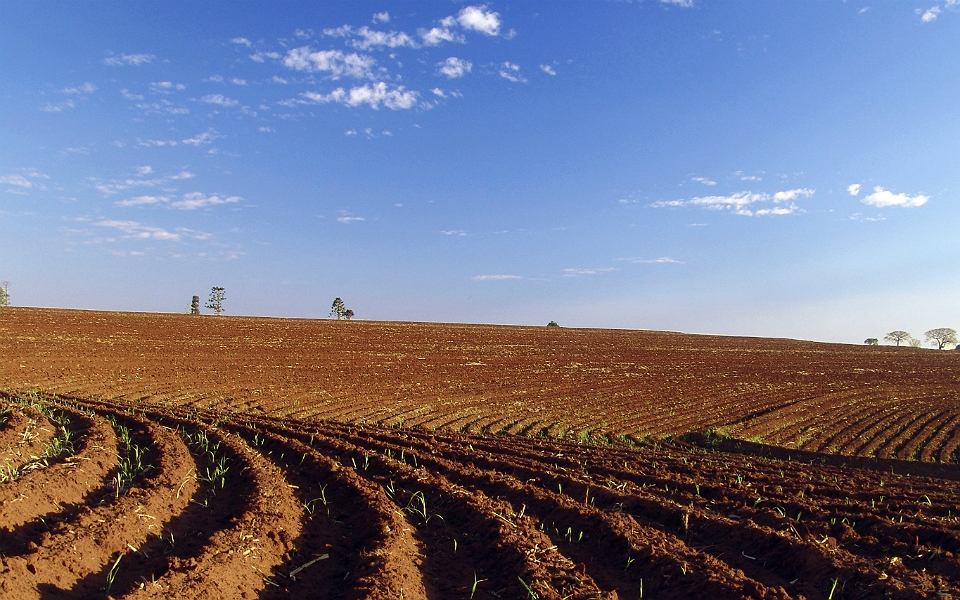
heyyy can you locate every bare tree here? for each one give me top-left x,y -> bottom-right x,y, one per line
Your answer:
0,281 -> 8,307
330,297 -> 347,320
884,331 -> 912,346
925,328 -> 958,350
206,287 -> 225,316
909,338 -> 922,348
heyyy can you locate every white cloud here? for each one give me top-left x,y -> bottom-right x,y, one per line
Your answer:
136,166 -> 153,175
344,129 -> 357,136
171,192 -> 242,210
437,57 -> 472,78
96,220 -> 181,241
499,62 -> 526,83
457,5 -> 501,35
540,64 -> 557,76
373,12 -> 390,24
858,7 -> 870,14
120,89 -> 144,101
619,257 -> 685,264
0,174 -> 34,188
231,37 -> 253,47
420,26 -> 464,46
282,47 -> 377,79
472,274 -> 521,281
200,94 -> 239,107
93,169 -> 195,194
336,215 -> 366,223
861,186 -> 928,208
431,88 -> 446,97
207,75 -> 224,83
62,82 -> 97,95
250,51 -> 281,63
40,100 -> 75,112
231,78 -> 248,86
740,175 -> 761,181
259,126 -> 275,133
773,188 -> 815,202
691,176 -> 716,186
114,195 -> 169,207
441,230 -> 467,236
324,25 -> 418,50
921,6 -> 941,21
299,82 -> 419,110
847,183 -> 861,196
134,100 -> 189,116
653,188 -> 813,216
182,129 -> 222,146
151,81 -> 186,93
104,53 -> 155,66
660,0 -> 694,6
563,267 -> 617,277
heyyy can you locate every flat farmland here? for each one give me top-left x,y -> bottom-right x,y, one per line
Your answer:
1,308 -> 958,599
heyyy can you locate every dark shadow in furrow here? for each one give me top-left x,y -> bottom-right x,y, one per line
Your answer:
222,422 -> 394,600
0,409 -> 126,556
57,417 -> 254,599
342,426 -> 920,599
883,410 -> 945,460
261,423 -> 543,600
331,429 -> 752,598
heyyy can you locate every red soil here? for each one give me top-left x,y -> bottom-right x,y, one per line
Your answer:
0,308 -> 957,598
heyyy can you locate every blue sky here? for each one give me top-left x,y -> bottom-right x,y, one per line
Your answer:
1,1 -> 957,344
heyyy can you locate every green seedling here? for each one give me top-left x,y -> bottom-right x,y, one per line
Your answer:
517,577 -> 540,599
470,572 -> 487,599
105,553 -> 123,595
919,495 -> 932,506
404,491 -> 431,523
828,578 -> 839,599
625,556 -> 635,571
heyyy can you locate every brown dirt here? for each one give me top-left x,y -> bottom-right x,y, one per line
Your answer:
0,307 -> 958,598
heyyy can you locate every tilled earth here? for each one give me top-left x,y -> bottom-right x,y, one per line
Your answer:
0,308 -> 958,598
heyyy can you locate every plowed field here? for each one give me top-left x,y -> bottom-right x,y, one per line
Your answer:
1,308 -> 958,598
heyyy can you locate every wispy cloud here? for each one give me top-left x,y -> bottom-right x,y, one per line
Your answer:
182,129 -> 222,146
437,57 -> 472,78
336,214 -> 366,223
40,100 -> 75,113
441,229 -> 467,236
323,25 -> 418,50
563,267 -> 617,277
652,188 -> 814,216
96,220 -> 182,241
296,83 -> 419,110
920,6 -> 941,21
660,0 -> 694,7
171,192 -> 242,210
499,62 -> 526,83
151,81 -> 186,93
282,47 -> 377,79
200,94 -> 239,107
540,64 -> 557,75
847,183 -> 861,196
104,53 -> 156,66
420,24 -> 464,46
472,274 -> 521,281
231,37 -> 253,47
618,256 -> 685,264
114,195 -> 169,207
691,176 -> 716,186
373,12 -> 390,24
93,169 -> 195,195
62,82 -> 97,95
861,186 -> 928,208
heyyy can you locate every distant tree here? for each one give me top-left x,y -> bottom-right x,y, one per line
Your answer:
330,297 -> 347,320
344,309 -> 355,320
547,321 -> 559,327
909,338 -> 922,348
206,287 -> 225,316
925,328 -> 958,350
884,331 -> 912,346
190,295 -> 201,315
0,281 -> 8,307
864,338 -> 879,345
